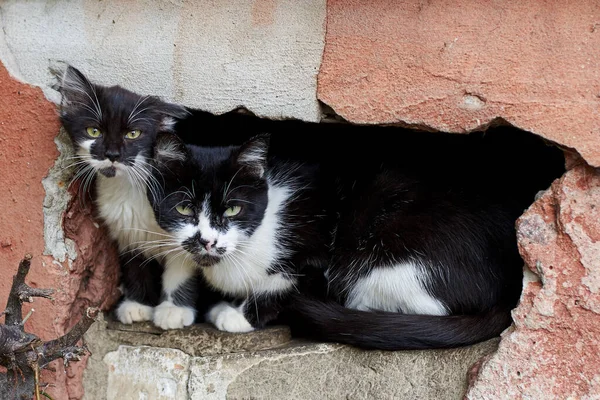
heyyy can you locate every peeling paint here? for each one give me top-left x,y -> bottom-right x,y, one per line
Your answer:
42,128 -> 77,262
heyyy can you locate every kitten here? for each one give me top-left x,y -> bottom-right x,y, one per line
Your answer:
148,133 -> 332,331
149,130 -> 559,349
58,66 -> 196,329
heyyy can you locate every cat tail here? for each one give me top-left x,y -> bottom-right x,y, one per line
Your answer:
284,296 -> 512,350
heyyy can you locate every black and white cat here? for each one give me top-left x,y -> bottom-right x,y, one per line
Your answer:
148,130 -> 560,349
148,133 -> 332,331
58,66 -> 206,329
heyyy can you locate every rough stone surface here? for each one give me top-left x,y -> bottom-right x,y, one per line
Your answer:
84,314 -> 293,399
467,161 -> 600,399
0,62 -> 120,399
190,340 -> 498,400
89,316 -> 498,400
319,0 -> 600,166
0,0 -> 326,121
105,346 -> 191,400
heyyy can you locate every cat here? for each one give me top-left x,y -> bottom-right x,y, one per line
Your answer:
58,65 -> 204,329
147,133 -> 333,331
148,129 -> 562,349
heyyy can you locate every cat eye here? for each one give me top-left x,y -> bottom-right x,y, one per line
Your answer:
175,204 -> 194,216
223,206 -> 242,218
86,127 -> 102,138
125,129 -> 142,140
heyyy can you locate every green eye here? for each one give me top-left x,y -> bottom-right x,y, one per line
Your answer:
176,204 -> 194,216
86,127 -> 102,138
224,206 -> 242,218
125,129 -> 142,139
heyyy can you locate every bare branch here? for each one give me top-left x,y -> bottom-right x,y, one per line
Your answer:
1,255 -> 99,399
4,254 -> 33,326
18,288 -> 55,304
39,307 -> 99,365
0,325 -> 39,357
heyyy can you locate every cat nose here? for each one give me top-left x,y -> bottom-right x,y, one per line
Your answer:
198,237 -> 215,251
105,149 -> 120,162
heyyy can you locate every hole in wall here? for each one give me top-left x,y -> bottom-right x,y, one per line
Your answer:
176,106 -> 566,319
64,105 -> 567,342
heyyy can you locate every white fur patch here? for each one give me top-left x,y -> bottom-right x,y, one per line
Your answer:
201,185 -> 294,297
95,163 -> 169,257
159,117 -> 177,132
207,301 -> 254,333
115,300 -> 154,324
153,301 -> 196,330
346,261 -> 448,316
155,138 -> 185,162
162,254 -> 196,295
238,143 -> 267,177
79,139 -> 95,152
197,196 -> 218,243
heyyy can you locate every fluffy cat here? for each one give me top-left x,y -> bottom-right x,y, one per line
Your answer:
148,129 -> 561,349
58,66 -> 200,329
147,133 -> 332,331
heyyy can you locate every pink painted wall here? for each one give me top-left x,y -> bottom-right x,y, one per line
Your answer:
0,63 -> 119,399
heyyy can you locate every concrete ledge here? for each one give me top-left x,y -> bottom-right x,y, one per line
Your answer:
84,313 -> 498,399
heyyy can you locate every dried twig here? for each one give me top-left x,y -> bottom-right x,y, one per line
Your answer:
1,254 -> 99,400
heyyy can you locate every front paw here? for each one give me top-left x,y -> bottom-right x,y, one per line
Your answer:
207,302 -> 254,333
116,300 -> 154,324
153,301 -> 196,330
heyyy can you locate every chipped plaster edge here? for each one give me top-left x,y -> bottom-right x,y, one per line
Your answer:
1,12 -> 78,263
41,127 -> 77,264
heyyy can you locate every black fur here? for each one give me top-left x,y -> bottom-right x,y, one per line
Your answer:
169,113 -> 564,348
284,299 -> 512,350
118,254 -> 163,307
59,65 -> 187,176
148,134 -> 332,328
58,65 -> 189,316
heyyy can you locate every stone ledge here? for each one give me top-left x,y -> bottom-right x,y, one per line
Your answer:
83,313 -> 499,399
103,317 -> 293,357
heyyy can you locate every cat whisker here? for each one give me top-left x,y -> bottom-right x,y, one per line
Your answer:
127,96 -> 151,125
120,227 -> 175,238
223,167 -> 244,200
227,198 -> 257,205
223,252 -> 258,316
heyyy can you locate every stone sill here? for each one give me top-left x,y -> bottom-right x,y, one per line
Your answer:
83,313 -> 499,399
104,317 -> 294,357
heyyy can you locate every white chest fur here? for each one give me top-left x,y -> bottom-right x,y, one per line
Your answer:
95,174 -> 168,257
201,185 -> 295,297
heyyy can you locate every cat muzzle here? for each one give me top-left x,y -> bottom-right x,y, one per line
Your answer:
99,166 -> 117,177
193,254 -> 221,267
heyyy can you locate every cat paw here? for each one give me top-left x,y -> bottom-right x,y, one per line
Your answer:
115,300 -> 154,324
153,301 -> 196,330
207,302 -> 254,333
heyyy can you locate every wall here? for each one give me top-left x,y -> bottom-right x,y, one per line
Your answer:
0,1 -> 598,398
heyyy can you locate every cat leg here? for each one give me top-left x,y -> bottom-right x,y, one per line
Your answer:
153,256 -> 198,330
115,254 -> 162,324
207,294 -> 284,333
207,301 -> 254,333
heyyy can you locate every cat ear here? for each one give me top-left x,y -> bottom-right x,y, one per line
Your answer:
57,65 -> 97,106
156,102 -> 191,132
153,133 -> 188,168
236,134 -> 270,178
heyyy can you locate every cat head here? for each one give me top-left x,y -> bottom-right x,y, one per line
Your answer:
58,65 -> 188,179
149,133 -> 270,267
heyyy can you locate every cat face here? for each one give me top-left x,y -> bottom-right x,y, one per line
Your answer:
150,134 -> 270,267
58,65 -> 188,179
